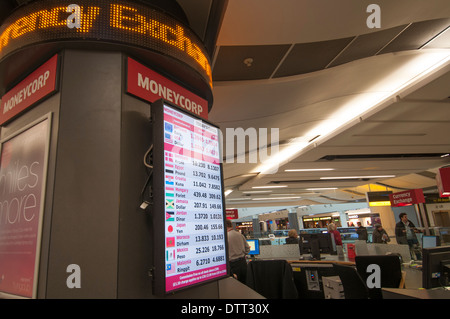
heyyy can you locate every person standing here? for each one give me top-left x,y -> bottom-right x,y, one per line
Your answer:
285,229 -> 299,244
356,222 -> 368,241
372,224 -> 390,244
395,213 -> 422,259
226,219 -> 250,284
327,223 -> 342,246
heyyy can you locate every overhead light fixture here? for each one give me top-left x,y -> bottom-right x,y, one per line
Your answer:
320,175 -> 395,180
285,168 -> 335,172
224,189 -> 233,197
306,187 -> 338,190
242,190 -> 273,194
253,51 -> 450,175
441,153 -> 450,158
252,196 -> 301,201
252,185 -> 288,189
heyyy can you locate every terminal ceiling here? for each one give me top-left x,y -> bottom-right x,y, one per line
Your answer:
181,0 -> 450,208
2,0 -> 450,209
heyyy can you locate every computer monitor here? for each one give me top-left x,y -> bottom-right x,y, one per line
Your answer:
247,239 -> 260,256
422,246 -> 450,289
299,233 -> 335,260
422,236 -> 440,249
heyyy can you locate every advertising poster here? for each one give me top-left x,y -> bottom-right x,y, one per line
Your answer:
0,118 -> 50,298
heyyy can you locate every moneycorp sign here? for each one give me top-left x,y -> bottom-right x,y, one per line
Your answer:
0,0 -> 212,88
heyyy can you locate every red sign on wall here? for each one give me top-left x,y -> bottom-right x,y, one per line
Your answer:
389,189 -> 425,207
436,167 -> 450,197
0,55 -> 58,125
127,57 -> 208,119
226,209 -> 239,220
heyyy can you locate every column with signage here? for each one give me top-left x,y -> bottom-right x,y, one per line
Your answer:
0,0 -> 237,299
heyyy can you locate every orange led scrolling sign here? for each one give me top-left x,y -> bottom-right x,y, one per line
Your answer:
0,0 -> 212,88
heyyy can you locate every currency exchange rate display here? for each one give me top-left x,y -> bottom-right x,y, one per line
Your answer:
152,100 -> 228,295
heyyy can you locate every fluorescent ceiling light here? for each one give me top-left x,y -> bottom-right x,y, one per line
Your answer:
224,189 -> 233,197
285,168 -> 334,172
242,190 -> 272,193
252,185 -> 288,189
320,175 -> 395,180
306,187 -> 338,190
252,196 -> 301,201
254,51 -> 450,175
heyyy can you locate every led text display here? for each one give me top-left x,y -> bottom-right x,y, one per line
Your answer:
0,0 -> 212,88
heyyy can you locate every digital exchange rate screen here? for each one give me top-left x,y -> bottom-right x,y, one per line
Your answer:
162,103 -> 227,293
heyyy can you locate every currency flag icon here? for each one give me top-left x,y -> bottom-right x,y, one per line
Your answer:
166,199 -> 174,209
167,263 -> 175,274
166,249 -> 175,261
166,211 -> 174,221
166,237 -> 175,247
165,152 -> 174,162
165,122 -> 173,133
166,192 -> 174,198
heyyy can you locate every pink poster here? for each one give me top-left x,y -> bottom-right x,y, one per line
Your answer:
0,118 -> 49,298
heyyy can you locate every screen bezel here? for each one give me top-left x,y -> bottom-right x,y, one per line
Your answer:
151,98 -> 229,296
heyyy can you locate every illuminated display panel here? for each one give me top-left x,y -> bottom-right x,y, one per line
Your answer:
152,100 -> 228,295
0,0 -> 212,88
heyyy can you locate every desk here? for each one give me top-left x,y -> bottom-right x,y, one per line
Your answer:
382,288 -> 450,299
288,257 -> 349,299
288,259 -> 355,266
217,277 -> 265,299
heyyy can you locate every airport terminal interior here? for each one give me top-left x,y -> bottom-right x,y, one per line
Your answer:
0,0 -> 450,300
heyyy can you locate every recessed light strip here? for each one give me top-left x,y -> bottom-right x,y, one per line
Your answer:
251,185 -> 288,189
285,168 -> 335,172
254,52 -> 450,175
320,175 -> 395,180
252,196 -> 301,201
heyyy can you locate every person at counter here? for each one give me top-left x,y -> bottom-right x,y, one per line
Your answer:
327,223 -> 342,246
226,219 -> 250,284
395,213 -> 422,260
285,229 -> 299,244
372,224 -> 390,244
356,222 -> 368,242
